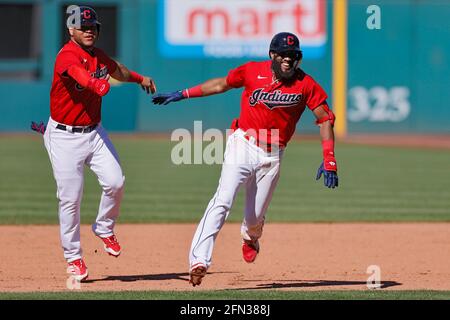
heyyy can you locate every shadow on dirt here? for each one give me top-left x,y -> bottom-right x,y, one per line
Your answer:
228,279 -> 402,290
84,271 -> 237,283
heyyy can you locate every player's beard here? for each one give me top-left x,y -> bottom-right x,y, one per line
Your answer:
271,59 -> 298,82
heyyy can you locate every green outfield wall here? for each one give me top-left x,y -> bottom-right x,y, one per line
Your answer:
0,0 -> 448,133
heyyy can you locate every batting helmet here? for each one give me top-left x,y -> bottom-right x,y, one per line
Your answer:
269,32 -> 302,60
66,5 -> 101,30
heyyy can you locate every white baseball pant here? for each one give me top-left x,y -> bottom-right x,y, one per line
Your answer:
189,128 -> 283,270
44,117 -> 125,262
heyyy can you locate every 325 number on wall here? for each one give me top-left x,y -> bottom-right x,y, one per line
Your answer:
348,86 -> 410,122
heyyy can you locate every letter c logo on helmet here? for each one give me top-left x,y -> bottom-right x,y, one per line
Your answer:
82,9 -> 91,20
287,36 -> 295,46
66,5 -> 101,30
79,6 -> 100,27
269,32 -> 303,60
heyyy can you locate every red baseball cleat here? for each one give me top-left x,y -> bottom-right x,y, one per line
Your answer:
67,258 -> 89,281
99,235 -> 121,257
189,263 -> 207,287
242,239 -> 260,263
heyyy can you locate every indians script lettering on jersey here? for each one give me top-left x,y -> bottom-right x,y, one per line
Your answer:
50,41 -> 118,126
226,60 -> 328,148
249,89 -> 302,109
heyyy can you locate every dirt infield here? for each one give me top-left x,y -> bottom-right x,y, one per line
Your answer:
1,223 -> 449,292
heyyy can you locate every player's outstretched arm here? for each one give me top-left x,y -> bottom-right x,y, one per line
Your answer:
313,103 -> 339,189
152,77 -> 232,106
111,62 -> 156,94
66,65 -> 110,96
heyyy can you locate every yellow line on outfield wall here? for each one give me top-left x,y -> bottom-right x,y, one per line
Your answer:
332,0 -> 348,139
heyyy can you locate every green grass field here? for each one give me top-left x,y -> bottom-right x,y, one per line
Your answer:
1,135 -> 449,224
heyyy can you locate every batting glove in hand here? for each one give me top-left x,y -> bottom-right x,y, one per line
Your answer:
316,162 -> 339,188
31,121 -> 46,135
152,91 -> 184,105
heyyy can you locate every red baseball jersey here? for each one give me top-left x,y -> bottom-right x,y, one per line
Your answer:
226,60 -> 328,148
50,40 -> 117,126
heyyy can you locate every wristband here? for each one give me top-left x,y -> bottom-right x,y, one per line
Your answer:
128,71 -> 144,84
322,139 -> 337,171
182,85 -> 203,98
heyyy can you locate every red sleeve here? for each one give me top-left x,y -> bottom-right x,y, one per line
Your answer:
95,48 -> 118,75
304,75 -> 328,110
66,65 -> 92,88
54,51 -> 82,76
226,64 -> 247,88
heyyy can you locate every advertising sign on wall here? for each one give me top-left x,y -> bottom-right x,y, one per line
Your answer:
158,0 -> 327,59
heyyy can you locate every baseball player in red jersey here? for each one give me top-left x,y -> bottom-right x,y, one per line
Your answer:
43,6 -> 156,281
153,32 -> 338,286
